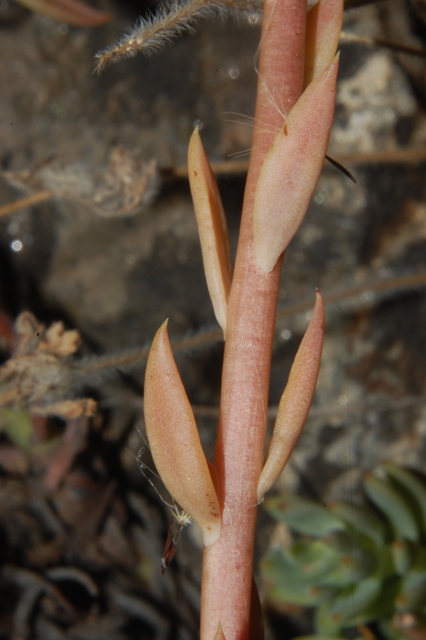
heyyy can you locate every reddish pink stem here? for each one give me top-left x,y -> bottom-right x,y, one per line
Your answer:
200,1 -> 307,638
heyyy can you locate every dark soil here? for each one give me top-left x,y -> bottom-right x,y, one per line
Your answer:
0,0 -> 426,638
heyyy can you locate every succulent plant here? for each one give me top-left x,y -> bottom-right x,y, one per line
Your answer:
261,463 -> 426,640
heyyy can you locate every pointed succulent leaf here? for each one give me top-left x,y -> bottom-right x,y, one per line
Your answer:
304,0 -> 343,87
325,529 -> 376,557
396,550 -> 426,611
253,57 -> 339,273
257,291 -> 324,501
188,127 -> 232,337
318,560 -> 357,589
16,0 -> 112,26
311,534 -> 376,588
264,495 -> 346,537
262,550 -> 335,606
328,535 -> 377,583
262,548 -> 331,589
392,539 -> 414,577
328,577 -> 382,625
315,601 -> 344,636
342,546 -> 378,583
328,501 -> 386,547
374,544 -> 395,582
284,539 -> 341,577
269,582 -> 334,608
364,473 -> 419,542
360,577 -> 401,622
144,320 -> 221,546
384,463 -> 426,535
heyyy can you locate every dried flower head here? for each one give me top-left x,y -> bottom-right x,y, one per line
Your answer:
0,312 -> 96,419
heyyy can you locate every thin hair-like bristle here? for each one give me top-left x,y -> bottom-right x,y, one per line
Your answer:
94,0 -> 262,74
95,0 -> 221,74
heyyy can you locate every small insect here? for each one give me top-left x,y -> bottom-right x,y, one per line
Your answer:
136,441 -> 193,574
160,509 -> 193,575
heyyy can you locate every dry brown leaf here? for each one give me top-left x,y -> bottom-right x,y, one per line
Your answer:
0,312 -> 96,419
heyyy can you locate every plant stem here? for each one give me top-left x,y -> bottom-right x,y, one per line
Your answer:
200,1 -> 306,638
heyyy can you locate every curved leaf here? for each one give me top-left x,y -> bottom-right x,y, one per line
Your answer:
264,494 -> 346,537
144,320 -> 221,546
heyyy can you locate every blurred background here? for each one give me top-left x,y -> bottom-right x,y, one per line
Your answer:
0,0 -> 425,637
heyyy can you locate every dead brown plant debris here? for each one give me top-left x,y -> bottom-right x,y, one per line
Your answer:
0,147 -> 159,220
0,312 -> 96,419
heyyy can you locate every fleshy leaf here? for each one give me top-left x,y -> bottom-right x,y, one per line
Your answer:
264,495 -> 346,537
395,552 -> 426,612
304,0 -> 343,87
315,601 -> 343,636
328,577 -> 382,624
364,473 -> 419,543
392,539 -> 414,576
384,463 -> 426,535
261,549 -> 335,606
144,320 -> 221,546
188,127 -> 232,337
284,539 -> 341,580
361,577 -> 400,622
253,57 -> 339,273
328,501 -> 386,547
269,583 -> 333,608
257,291 -> 324,501
16,0 -> 112,26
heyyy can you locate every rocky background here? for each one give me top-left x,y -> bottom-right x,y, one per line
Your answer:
0,0 -> 425,638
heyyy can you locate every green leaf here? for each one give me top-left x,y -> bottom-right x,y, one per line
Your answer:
315,601 -> 343,636
261,548 -> 337,605
284,539 -> 341,575
392,539 -> 414,576
359,576 -> 401,622
328,576 -> 382,624
385,464 -> 426,536
319,546 -> 377,588
395,557 -> 426,612
261,548 -> 307,584
329,501 -> 386,546
268,582 -> 334,607
364,474 -> 419,542
0,409 -> 33,451
375,545 -> 396,581
265,495 -> 346,537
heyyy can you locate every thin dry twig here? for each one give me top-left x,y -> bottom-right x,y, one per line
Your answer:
192,393 -> 426,421
94,0 -> 426,75
75,269 -> 426,377
169,147 -> 426,178
2,271 -> 425,415
1,148 -> 159,219
0,191 -> 53,218
340,30 -> 426,59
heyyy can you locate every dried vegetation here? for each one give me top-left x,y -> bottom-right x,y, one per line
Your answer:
0,0 -> 426,638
